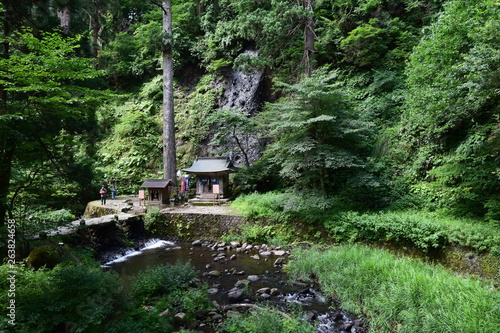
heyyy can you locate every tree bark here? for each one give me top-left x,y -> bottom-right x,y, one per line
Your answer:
303,0 -> 315,77
162,0 -> 177,181
0,8 -> 12,227
57,4 -> 71,34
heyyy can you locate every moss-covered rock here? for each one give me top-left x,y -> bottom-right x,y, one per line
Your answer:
27,246 -> 59,269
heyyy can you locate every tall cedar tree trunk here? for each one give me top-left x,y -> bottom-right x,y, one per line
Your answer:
57,4 -> 71,34
162,0 -> 177,181
0,10 -> 12,227
303,0 -> 315,76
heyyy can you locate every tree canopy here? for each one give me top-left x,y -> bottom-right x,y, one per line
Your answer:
0,0 -> 498,225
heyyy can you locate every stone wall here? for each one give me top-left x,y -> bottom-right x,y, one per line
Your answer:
151,213 -> 246,241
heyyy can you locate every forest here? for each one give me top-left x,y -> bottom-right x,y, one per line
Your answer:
0,0 -> 499,332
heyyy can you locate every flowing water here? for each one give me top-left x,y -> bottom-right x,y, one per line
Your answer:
101,239 -> 366,332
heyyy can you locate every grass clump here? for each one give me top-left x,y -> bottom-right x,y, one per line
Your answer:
286,244 -> 500,333
131,261 -> 198,303
129,261 -> 214,327
222,305 -> 316,333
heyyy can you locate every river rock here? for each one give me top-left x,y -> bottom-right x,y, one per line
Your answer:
274,258 -> 286,266
212,313 -> 223,322
158,309 -> 170,317
228,289 -> 244,302
247,275 -> 259,282
192,240 -> 202,246
273,250 -> 286,256
235,279 -> 249,288
257,287 -> 271,294
251,254 -> 260,260
260,293 -> 271,300
260,251 -> 272,257
230,254 -> 237,260
230,241 -> 241,248
207,288 -> 219,295
208,270 -> 221,277
270,288 -> 280,296
226,310 -> 240,318
174,312 -> 186,322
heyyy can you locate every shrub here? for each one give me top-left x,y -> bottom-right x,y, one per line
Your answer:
325,210 -> 448,252
0,263 -> 124,333
325,210 -> 500,254
143,206 -> 164,233
130,261 -> 197,303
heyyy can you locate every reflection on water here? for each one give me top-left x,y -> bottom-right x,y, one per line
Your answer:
101,239 -> 366,333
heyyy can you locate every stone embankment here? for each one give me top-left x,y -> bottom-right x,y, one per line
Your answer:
47,197 -> 245,249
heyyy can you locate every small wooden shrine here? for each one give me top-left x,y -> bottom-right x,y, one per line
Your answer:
140,179 -> 175,205
182,157 -> 239,200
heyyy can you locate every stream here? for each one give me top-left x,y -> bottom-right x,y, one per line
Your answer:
100,239 -> 367,333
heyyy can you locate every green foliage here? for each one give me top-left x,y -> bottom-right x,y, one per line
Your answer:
20,208 -> 75,235
104,307 -> 172,333
176,74 -> 221,167
168,287 -> 214,321
239,223 -> 277,244
222,304 -> 316,333
258,67 -> 374,193
326,210 -> 448,252
325,210 -> 500,254
0,263 -> 124,333
233,192 -> 500,253
143,206 -> 164,234
96,79 -> 163,193
128,261 -> 212,328
0,28 -> 110,225
207,107 -> 260,167
101,2 -> 201,85
287,245 -> 500,333
232,156 -> 287,194
130,262 -> 198,304
27,246 -> 59,269
340,19 -> 388,67
397,0 -> 500,218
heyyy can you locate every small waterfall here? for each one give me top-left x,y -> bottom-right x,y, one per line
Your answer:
101,239 -> 175,267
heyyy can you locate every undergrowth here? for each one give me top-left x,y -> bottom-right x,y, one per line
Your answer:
232,192 -> 500,255
286,245 -> 500,333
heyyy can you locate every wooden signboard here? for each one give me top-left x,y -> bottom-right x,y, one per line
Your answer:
138,190 -> 145,206
212,184 -> 220,194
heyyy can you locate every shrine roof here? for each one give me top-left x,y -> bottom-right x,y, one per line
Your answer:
182,157 -> 240,174
140,179 -> 175,188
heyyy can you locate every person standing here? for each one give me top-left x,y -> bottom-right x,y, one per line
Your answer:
100,186 -> 108,205
110,185 -> 117,200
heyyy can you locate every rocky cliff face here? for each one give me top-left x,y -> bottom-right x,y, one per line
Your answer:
219,49 -> 264,116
